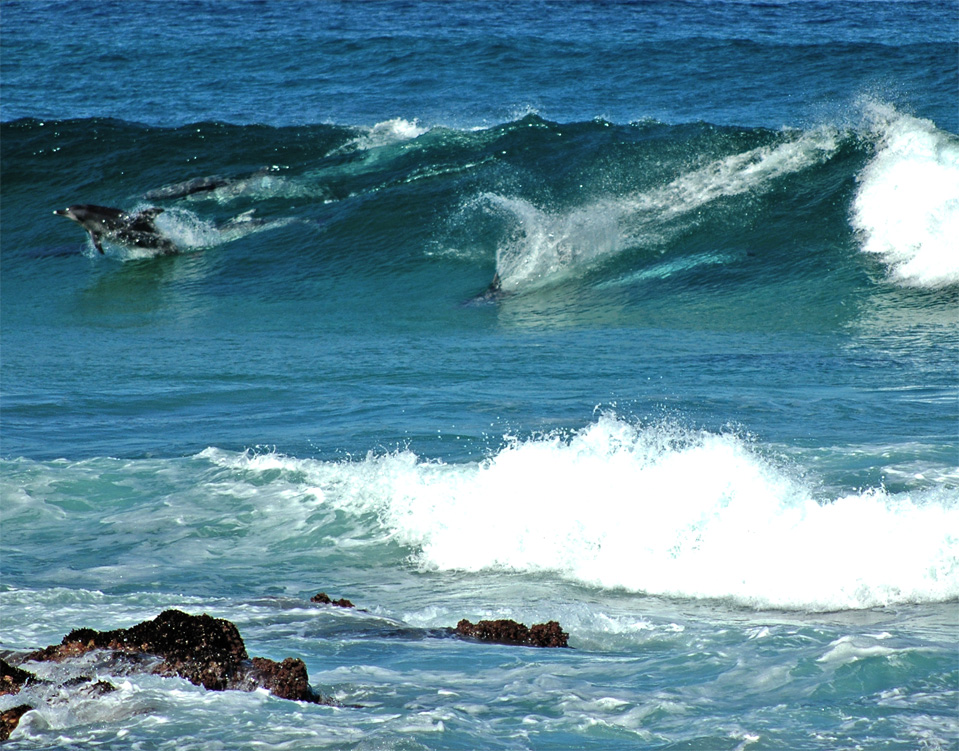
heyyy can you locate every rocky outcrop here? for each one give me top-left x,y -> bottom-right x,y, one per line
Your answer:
27,610 -> 247,691
0,596 -> 572,743
0,705 -> 32,742
247,657 -> 314,702
454,619 -> 569,648
24,609 -> 328,705
0,659 -> 36,697
0,660 -> 37,741
311,593 -> 354,608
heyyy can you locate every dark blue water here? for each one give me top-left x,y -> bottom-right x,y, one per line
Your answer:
2,0 -> 957,130
2,2 -> 957,749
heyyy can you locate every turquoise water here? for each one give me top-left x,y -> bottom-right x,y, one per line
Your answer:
1,1 -> 957,748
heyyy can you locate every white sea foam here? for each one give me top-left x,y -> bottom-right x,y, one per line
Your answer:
348,117 -> 429,151
851,102 -> 959,288
86,206 -> 295,259
204,416 -> 959,612
150,206 -> 224,249
817,633 -> 899,666
483,129 -> 840,290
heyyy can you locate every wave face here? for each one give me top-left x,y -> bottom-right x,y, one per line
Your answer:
2,104 -> 957,469
5,103 -> 957,290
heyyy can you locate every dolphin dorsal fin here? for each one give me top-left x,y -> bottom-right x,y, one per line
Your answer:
138,207 -> 165,219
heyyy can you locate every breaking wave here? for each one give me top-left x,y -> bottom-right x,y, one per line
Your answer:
851,102 -> 959,288
199,415 -> 959,612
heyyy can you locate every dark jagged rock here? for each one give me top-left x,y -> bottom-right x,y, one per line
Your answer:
311,592 -> 354,608
0,659 -> 36,696
27,609 -> 247,692
528,621 -> 570,648
24,609 -> 331,704
248,657 -> 321,703
0,705 -> 32,742
454,619 -> 569,648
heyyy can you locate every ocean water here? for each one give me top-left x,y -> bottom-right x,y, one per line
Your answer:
1,1 -> 957,748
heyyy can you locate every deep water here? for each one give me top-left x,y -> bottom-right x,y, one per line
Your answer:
1,1 -> 957,749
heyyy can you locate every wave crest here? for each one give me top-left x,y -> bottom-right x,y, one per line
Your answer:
851,102 -> 959,288
479,128 -> 840,291
204,417 -> 959,612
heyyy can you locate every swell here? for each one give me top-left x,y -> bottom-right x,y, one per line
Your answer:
3,104 -> 957,295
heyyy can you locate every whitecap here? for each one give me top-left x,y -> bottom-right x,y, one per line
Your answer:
851,101 -> 959,288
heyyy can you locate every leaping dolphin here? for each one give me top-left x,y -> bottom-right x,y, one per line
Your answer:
53,204 -> 177,255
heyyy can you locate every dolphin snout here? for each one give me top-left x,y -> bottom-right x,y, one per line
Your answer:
54,207 -> 80,222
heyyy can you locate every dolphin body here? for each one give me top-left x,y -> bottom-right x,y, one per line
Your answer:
142,175 -> 230,200
142,167 -> 281,201
54,204 -> 177,255
464,273 -> 506,305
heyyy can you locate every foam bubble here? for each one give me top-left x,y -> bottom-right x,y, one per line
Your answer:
481,192 -> 623,290
128,206 -> 295,253
851,102 -> 959,288
816,633 -> 898,665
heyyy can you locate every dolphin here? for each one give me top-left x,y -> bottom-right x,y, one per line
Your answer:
142,167 -> 282,201
142,175 -> 231,200
464,273 -> 506,305
53,204 -> 177,254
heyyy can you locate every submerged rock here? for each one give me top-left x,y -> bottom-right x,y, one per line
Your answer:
454,619 -> 569,648
24,609 -> 329,704
0,660 -> 36,741
65,676 -> 118,697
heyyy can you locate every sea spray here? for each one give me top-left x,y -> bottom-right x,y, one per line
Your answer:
197,416 -> 959,612
851,102 -> 959,288
348,118 -> 429,151
482,128 -> 841,291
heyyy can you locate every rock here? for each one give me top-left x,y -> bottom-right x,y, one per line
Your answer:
25,609 -> 330,704
27,609 -> 247,692
0,705 -> 32,742
0,658 -> 36,696
528,621 -> 570,648
63,676 -> 118,697
311,593 -> 354,608
454,619 -> 569,648
248,657 -> 320,703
